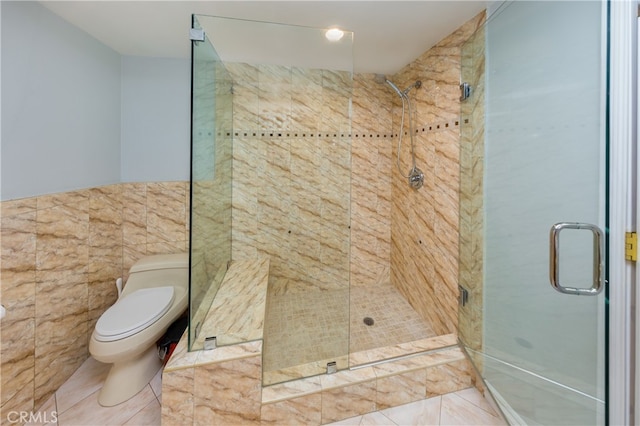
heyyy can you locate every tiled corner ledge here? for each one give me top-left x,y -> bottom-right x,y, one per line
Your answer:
196,257 -> 270,347
163,256 -> 270,373
161,257 -> 475,425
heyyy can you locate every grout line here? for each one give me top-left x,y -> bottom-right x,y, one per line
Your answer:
452,388 -> 501,418
53,394 -> 60,426
378,410 -> 400,425
449,388 -> 499,418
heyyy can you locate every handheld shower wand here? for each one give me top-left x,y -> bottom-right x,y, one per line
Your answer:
376,75 -> 424,190
385,79 -> 405,98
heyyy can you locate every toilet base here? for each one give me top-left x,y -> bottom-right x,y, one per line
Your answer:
98,345 -> 162,407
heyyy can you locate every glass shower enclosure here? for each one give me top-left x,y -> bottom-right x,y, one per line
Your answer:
459,1 -> 608,424
188,16 -> 233,350
188,14 -> 354,385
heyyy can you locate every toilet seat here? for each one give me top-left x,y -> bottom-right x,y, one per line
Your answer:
95,286 -> 175,342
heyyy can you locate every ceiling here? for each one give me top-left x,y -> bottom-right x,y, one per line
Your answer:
40,1 -> 488,75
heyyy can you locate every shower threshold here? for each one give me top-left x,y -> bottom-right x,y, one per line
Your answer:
263,333 -> 457,386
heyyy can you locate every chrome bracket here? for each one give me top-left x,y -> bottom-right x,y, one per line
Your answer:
190,28 -> 205,42
326,361 -> 337,374
204,336 -> 217,351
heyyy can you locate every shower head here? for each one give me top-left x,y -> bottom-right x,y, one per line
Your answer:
375,74 -> 420,98
403,80 -> 422,94
375,74 -> 404,97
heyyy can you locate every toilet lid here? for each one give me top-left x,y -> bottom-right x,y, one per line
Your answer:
95,286 -> 175,342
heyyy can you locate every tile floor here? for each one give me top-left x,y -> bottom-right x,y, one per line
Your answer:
263,281 -> 436,379
264,285 -> 349,373
349,283 -> 436,353
29,356 -> 506,426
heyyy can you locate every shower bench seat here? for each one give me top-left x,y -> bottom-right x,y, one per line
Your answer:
194,256 -> 270,347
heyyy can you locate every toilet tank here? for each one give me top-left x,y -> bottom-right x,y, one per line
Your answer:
123,253 -> 189,294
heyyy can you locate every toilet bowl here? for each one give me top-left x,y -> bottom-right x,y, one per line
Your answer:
89,253 -> 189,407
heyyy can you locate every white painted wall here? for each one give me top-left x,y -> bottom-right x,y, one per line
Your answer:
1,2 -> 192,201
120,56 -> 190,183
1,1 -> 121,200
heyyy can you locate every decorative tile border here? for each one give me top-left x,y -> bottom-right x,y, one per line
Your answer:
216,119 -> 461,140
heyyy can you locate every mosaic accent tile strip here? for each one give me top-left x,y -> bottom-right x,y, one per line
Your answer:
216,119 -> 461,139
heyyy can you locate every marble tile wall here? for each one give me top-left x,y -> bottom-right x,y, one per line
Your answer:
0,181 -> 189,420
227,64 -> 352,293
195,257 -> 269,348
389,12 -> 485,336
222,11 -> 485,342
350,74 -> 394,288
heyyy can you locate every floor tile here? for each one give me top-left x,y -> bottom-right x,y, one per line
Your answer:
263,281 -> 436,382
454,387 -> 499,416
55,356 -> 110,414
123,399 -> 161,425
150,368 -> 162,401
57,385 -> 156,426
26,394 -> 58,426
358,411 -> 397,425
440,392 -> 506,426
325,415 -> 366,425
380,395 -> 442,425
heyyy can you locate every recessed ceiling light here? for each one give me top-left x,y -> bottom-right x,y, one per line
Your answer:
325,28 -> 344,42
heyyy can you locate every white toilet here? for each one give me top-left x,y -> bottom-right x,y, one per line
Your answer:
89,253 -> 189,407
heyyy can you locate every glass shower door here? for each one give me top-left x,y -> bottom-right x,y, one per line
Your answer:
459,1 -> 608,424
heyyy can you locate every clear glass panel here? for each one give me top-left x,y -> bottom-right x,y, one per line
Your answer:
188,16 -> 233,351
459,1 -> 607,424
192,15 -> 353,384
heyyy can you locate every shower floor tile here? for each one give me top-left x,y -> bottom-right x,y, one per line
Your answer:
263,284 -> 350,373
263,280 -> 437,381
350,282 -> 436,353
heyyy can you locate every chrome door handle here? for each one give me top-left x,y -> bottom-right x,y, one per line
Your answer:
549,222 -> 605,296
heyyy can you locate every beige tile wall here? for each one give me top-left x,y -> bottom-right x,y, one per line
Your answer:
389,13 -> 485,336
350,74 -> 394,288
0,181 -> 189,420
228,64 -> 352,293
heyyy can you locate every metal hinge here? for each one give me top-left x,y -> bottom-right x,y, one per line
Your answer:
458,285 -> 469,307
625,232 -> 637,261
459,82 -> 472,101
